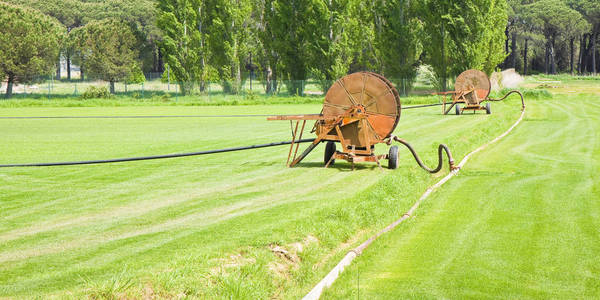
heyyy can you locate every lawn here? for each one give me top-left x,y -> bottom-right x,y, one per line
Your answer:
0,80 -> 594,298
323,89 -> 600,297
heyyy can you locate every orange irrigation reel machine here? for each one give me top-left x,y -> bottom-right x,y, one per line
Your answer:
269,72 -> 456,172
436,69 -> 525,115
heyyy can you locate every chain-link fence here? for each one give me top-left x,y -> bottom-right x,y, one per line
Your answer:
0,71 -> 441,100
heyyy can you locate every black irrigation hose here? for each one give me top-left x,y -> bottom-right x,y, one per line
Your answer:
391,136 -> 456,173
0,104 -> 441,120
402,103 -> 442,110
487,90 -> 526,110
0,139 -> 315,168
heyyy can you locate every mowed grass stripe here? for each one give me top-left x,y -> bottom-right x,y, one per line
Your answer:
323,98 -> 600,298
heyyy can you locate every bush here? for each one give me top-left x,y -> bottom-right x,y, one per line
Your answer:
125,63 -> 146,85
80,86 -> 112,99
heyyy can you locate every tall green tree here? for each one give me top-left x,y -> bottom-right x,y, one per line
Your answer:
255,0 -> 287,94
93,0 -> 162,73
3,0 -> 85,79
156,0 -> 204,95
72,19 -> 140,93
0,2 -> 64,98
373,0 -> 422,95
308,0 -> 357,93
568,0 -> 600,74
205,0 -> 253,94
268,0 -> 318,95
524,0 -> 587,74
419,0 -> 508,91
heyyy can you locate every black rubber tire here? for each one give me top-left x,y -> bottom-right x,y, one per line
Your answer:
388,145 -> 399,169
324,141 -> 336,165
455,104 -> 461,115
485,102 -> 491,114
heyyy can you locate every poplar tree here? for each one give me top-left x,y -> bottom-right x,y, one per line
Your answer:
268,0 -> 316,95
0,3 -> 64,98
418,0 -> 508,91
205,0 -> 253,94
373,0 -> 422,94
156,0 -> 204,95
308,0 -> 357,93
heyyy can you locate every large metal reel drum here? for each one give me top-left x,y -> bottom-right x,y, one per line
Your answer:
455,69 -> 491,105
321,72 -> 401,149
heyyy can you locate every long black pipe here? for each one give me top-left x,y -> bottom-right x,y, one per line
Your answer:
403,103 -> 442,110
0,139 -> 315,168
0,104 -> 441,120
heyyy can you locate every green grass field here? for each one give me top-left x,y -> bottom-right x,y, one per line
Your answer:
0,78 -> 598,298
323,89 -> 600,297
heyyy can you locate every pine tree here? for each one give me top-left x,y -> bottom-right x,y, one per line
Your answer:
0,2 -> 65,98
72,19 -> 140,93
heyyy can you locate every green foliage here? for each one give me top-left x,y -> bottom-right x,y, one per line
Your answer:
418,0 -> 509,90
267,0 -> 317,95
80,86 -> 112,99
568,0 -> 600,28
308,0 -> 357,93
204,0 -> 254,94
374,0 -> 422,84
156,0 -> 204,95
522,0 -> 589,74
0,2 -> 65,98
73,19 -> 140,93
125,64 -> 146,85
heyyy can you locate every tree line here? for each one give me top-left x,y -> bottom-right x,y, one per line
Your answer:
0,0 -> 598,99
504,0 -> 599,76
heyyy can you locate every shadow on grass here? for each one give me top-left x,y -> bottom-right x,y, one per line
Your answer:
295,161 -> 382,171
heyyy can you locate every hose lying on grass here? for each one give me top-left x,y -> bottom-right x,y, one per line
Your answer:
488,90 -> 526,111
0,139 -> 315,168
389,136 -> 457,173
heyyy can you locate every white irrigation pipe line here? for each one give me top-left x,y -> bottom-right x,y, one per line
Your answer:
304,108 -> 526,300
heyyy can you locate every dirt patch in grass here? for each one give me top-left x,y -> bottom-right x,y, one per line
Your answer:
269,235 -> 319,279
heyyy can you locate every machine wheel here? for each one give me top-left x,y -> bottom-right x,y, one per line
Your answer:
485,102 -> 491,114
455,104 -> 461,115
388,145 -> 399,169
324,141 -> 336,165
